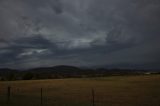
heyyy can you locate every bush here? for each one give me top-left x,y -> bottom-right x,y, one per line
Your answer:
22,73 -> 33,80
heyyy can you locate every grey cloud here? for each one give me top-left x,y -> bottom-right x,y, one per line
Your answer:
0,0 -> 160,69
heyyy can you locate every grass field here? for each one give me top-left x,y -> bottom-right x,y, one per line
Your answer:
0,75 -> 160,106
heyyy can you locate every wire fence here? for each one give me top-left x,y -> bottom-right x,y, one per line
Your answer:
0,86 -> 108,106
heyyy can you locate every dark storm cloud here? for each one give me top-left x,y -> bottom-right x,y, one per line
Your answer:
0,0 -> 160,69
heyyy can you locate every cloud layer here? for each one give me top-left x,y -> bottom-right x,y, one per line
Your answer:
0,0 -> 160,69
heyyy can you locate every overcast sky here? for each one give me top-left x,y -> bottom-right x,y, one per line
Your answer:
0,0 -> 160,69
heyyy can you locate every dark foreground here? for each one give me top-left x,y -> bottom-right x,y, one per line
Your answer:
0,75 -> 160,106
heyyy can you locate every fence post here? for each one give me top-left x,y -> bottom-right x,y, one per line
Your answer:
92,88 -> 95,106
41,88 -> 43,106
7,86 -> 11,103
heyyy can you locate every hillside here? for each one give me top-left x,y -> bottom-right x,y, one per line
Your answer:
0,65 -> 159,81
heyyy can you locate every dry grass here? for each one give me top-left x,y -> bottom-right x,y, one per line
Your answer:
0,75 -> 160,106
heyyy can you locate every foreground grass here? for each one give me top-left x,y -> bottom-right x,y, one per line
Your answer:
0,75 -> 160,106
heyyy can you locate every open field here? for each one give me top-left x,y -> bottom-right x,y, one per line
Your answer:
0,75 -> 160,106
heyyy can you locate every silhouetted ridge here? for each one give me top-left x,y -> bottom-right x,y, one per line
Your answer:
27,65 -> 82,73
0,68 -> 18,75
0,65 -> 159,81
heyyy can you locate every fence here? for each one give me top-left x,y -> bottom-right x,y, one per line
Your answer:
0,86 -> 100,106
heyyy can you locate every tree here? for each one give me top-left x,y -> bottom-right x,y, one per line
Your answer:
22,73 -> 33,80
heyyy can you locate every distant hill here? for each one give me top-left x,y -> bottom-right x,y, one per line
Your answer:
0,68 -> 19,80
0,65 -> 159,81
26,65 -> 88,79
0,68 -> 18,75
28,65 -> 82,73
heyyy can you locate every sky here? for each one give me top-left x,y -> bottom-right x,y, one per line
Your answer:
0,0 -> 160,69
